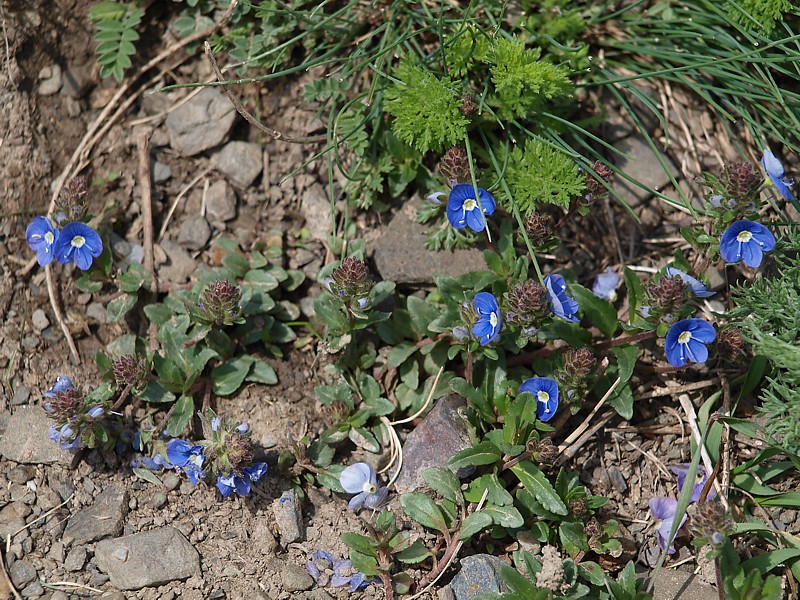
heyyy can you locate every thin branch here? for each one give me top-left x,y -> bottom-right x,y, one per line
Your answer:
46,264 -> 80,364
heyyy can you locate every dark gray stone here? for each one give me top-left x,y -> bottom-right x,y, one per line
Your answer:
63,485 -> 128,545
158,240 -> 197,284
9,558 -> 36,587
211,141 -> 263,188
21,581 -> 44,599
64,546 -> 87,571
653,569 -> 718,600
61,63 -> 94,99
95,527 -> 200,590
178,214 -> 211,251
371,210 -> 487,285
11,384 -> 30,406
0,408 -> 73,465
394,395 -> 472,494
450,554 -> 508,600
614,136 -> 679,208
281,563 -> 314,592
272,489 -> 303,545
165,88 -> 236,157
206,180 -> 237,222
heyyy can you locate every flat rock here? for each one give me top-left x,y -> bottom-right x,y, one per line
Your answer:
653,569 -> 718,600
615,136 -> 679,208
0,501 -> 31,541
206,180 -> 237,222
158,240 -> 197,283
211,141 -> 263,188
0,407 -> 73,465
281,563 -> 314,592
31,308 -> 50,331
450,554 -> 508,600
301,183 -> 333,242
63,485 -> 128,545
11,384 -> 30,406
9,559 -> 36,588
95,527 -> 199,590
178,214 -> 211,251
152,160 -> 172,183
272,489 -> 304,545
371,210 -> 487,285
165,88 -> 236,157
64,546 -> 87,571
394,395 -> 473,494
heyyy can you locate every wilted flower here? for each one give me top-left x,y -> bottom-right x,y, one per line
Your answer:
216,462 -> 268,497
592,267 -> 620,301
45,375 -> 73,398
339,462 -> 388,510
446,184 -> 496,232
53,222 -> 103,270
665,266 -> 714,298
166,439 -> 206,485
306,549 -> 379,591
761,148 -> 795,201
519,377 -> 560,423
665,319 -> 717,368
196,280 -> 244,326
48,423 -> 82,451
544,274 -> 579,322
649,496 -> 687,554
719,220 -> 776,268
671,464 -> 716,502
26,216 -> 60,266
472,292 -> 502,345
716,327 -> 745,362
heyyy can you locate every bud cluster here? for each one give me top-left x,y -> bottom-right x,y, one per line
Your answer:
42,376 -> 107,451
505,280 -> 549,334
325,257 -> 374,308
44,386 -> 84,420
196,280 -> 244,326
459,94 -> 478,118
722,162 -> 762,202
54,176 -> 89,224
201,412 -> 254,477
522,213 -> 554,248
716,327 -> 745,363
644,275 -> 689,323
439,146 -> 471,184
692,500 -> 733,548
554,347 -> 597,412
583,161 -> 614,204
112,354 -> 150,391
528,437 -> 559,464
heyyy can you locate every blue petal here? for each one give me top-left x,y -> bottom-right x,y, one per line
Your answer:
686,338 -> 709,363
686,319 -> 717,343
592,268 -> 619,301
473,292 -> 499,315
464,207 -> 486,232
762,148 -> 785,178
749,221 -> 777,252
665,266 -> 714,298
340,462 -> 373,493
166,439 -> 194,467
216,475 -> 235,497
244,462 -> 268,482
234,475 -> 252,496
348,491 -> 367,510
740,240 -> 763,268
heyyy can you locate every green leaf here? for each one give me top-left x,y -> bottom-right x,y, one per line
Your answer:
742,548 -> 800,575
447,442 -> 502,470
117,263 -> 152,292
510,460 -> 568,516
349,426 -> 380,453
623,267 -> 645,322
465,474 -> 513,506
612,345 -> 639,383
400,492 -> 449,534
133,467 -> 163,487
166,395 -> 194,437
559,521 -> 589,556
246,359 -> 278,385
388,341 -> 418,369
450,377 -> 495,423
107,293 -> 138,322
139,380 -> 175,404
421,467 -> 463,505
483,504 -> 524,528
349,550 -> 378,577
571,284 -> 619,338
211,355 -> 255,396
341,532 -> 376,556
396,540 -> 432,564
459,512 -> 494,540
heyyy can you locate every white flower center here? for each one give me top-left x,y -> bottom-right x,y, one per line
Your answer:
45,231 -> 54,244
678,331 -> 692,344
736,230 -> 752,243
537,391 -> 550,403
71,235 -> 86,249
463,198 -> 477,211
362,482 -> 377,494
489,312 -> 498,327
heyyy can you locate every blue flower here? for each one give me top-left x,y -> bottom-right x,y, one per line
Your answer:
719,219 -> 776,268
44,375 -> 73,397
671,463 -> 716,503
26,216 -> 60,267
544,274 -> 579,322
592,267 -> 620,301
446,184 -> 496,232
216,462 -> 268,497
306,550 -> 379,591
519,377 -> 559,422
53,222 -> 103,270
649,496 -> 687,554
665,319 -> 716,368
48,423 -> 82,451
762,148 -> 795,201
472,292 -> 501,345
166,439 -> 206,485
339,462 -> 388,510
665,266 -> 715,298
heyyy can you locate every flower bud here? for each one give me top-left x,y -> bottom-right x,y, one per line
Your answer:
585,161 -> 614,198
112,354 -> 150,390
196,280 -> 243,326
716,327 -> 744,362
326,257 -> 374,305
569,498 -> 588,516
531,438 -> 559,464
506,280 -> 549,328
54,176 -> 89,224
459,94 -> 478,117
523,213 -> 554,247
692,500 -> 733,547
439,146 -> 470,184
563,347 -> 596,378
723,162 -> 762,201
645,276 -> 689,313
44,386 -> 84,420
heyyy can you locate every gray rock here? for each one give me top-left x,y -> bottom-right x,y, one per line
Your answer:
450,554 -> 508,600
301,183 -> 333,242
0,407 -> 73,464
653,569 -> 718,600
0,502 -> 30,541
11,384 -> 30,406
614,136 -> 679,208
272,489 -> 304,545
206,180 -> 237,222
86,303 -> 108,324
394,395 -> 472,494
31,309 -> 50,331
158,241 -> 197,284
7,465 -> 34,484
37,64 -> 62,96
371,210 -> 487,285
63,485 -> 128,545
48,541 -> 66,563
152,160 -> 172,183
50,591 -> 70,600
706,267 -> 725,292
178,214 -> 211,251
165,88 -> 236,156
95,527 -> 200,590
211,141 -> 263,188
9,558 -> 36,587
281,563 -> 314,592
607,466 -> 628,494
437,586 -> 456,600
61,63 -> 94,99
64,546 -> 87,571
21,581 -> 44,599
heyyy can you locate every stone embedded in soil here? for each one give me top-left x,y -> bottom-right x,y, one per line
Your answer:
449,554 -> 508,600
9,559 -> 36,588
301,183 -> 334,242
37,64 -> 62,96
0,502 -> 31,542
0,407 -> 73,465
61,63 -> 94,99
11,384 -> 30,406
211,141 -> 263,189
206,180 -> 237,222
371,210 -> 488,285
165,87 -> 236,157
152,160 -> 172,183
94,526 -> 200,590
394,395 -> 473,494
22,581 -> 45,598
64,546 -> 87,571
31,308 -> 49,331
653,569 -> 718,600
63,485 -> 128,545
178,214 -> 212,251
280,563 -> 314,592
614,135 -> 679,208
158,240 -> 197,284
272,488 -> 304,545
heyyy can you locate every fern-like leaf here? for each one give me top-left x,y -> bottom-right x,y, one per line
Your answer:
504,140 -> 585,212
726,0 -> 793,33
88,1 -> 143,82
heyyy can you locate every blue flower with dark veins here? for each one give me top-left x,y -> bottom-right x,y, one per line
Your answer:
519,377 -> 559,423
762,148 -> 795,200
665,266 -> 715,298
53,222 -> 103,270
472,292 -> 502,345
166,439 -> 206,485
45,375 -> 73,397
446,184 -> 496,232
592,267 -> 620,302
649,496 -> 687,554
665,319 -> 716,368
26,216 -> 60,267
719,220 -> 776,268
339,462 -> 388,510
216,462 -> 268,497
544,274 -> 579,322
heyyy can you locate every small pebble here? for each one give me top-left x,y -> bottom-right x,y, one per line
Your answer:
31,309 -> 50,331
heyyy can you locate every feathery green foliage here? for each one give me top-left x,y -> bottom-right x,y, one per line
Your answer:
503,139 -> 585,212
384,62 -> 469,155
726,0 -> 794,32
446,26 -> 491,78
88,1 -> 144,81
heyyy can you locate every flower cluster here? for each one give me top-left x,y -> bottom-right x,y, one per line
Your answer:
306,550 -> 379,592
324,257 -> 374,310
43,376 -> 107,451
195,280 -> 245,326
505,280 -> 550,335
339,462 -> 388,511
26,216 -> 102,270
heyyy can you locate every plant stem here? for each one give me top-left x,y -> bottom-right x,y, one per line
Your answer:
594,328 -> 657,350
110,385 -> 133,413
